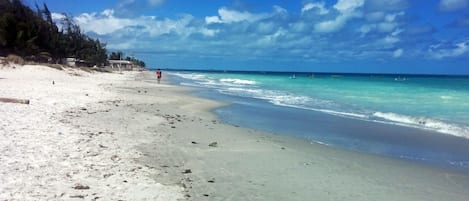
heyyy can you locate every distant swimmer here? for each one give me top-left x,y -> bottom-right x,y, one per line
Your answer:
156,69 -> 162,83
290,74 -> 296,79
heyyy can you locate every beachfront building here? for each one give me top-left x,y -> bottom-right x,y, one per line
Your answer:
108,60 -> 135,70
63,57 -> 93,67
64,58 -> 76,66
62,58 -> 143,70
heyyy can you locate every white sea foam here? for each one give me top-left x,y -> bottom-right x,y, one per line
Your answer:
220,87 -> 263,96
373,112 -> 469,139
220,87 -> 368,119
170,72 -> 207,81
440,95 -> 453,100
220,78 -> 257,85
316,109 -> 369,119
313,141 -> 330,146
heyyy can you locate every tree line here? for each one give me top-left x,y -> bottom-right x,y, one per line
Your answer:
0,0 -> 145,67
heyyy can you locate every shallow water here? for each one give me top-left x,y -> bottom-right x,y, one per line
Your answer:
169,71 -> 469,170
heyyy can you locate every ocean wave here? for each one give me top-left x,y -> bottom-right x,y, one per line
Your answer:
440,95 -> 453,100
312,140 -> 330,146
373,112 -> 469,139
449,161 -> 469,169
173,72 -> 469,140
222,86 -> 469,139
220,78 -> 257,85
171,72 -> 207,81
172,73 -> 258,87
219,87 -> 367,119
220,87 -> 333,107
316,109 -> 369,119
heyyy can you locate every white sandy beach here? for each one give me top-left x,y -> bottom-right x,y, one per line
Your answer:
0,65 -> 183,200
1,64 -> 469,201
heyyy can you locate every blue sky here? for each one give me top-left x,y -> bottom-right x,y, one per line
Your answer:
28,0 -> 469,74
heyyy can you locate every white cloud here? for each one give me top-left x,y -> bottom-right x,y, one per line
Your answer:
74,9 -> 216,37
74,10 -> 135,35
273,5 -> 288,15
210,7 -> 268,24
315,15 -> 349,33
200,28 -> 219,37
101,9 -> 114,17
383,35 -> 400,44
377,22 -> 397,32
205,16 -> 222,24
359,24 -> 373,35
256,29 -> 287,47
51,13 -> 66,21
366,12 -> 385,21
430,41 -> 469,59
334,0 -> 365,13
256,22 -> 276,34
393,48 -> 403,57
391,29 -> 403,36
439,0 -> 469,12
384,12 -> 404,22
359,12 -> 404,34
51,13 -> 67,30
314,0 -> 364,33
302,2 -> 329,15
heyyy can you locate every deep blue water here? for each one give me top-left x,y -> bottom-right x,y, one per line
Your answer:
168,70 -> 469,170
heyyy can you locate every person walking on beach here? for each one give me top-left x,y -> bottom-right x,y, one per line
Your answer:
156,69 -> 162,83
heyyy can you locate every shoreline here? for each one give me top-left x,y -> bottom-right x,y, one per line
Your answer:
169,71 -> 469,171
172,72 -> 469,171
2,65 -> 469,200
136,71 -> 469,200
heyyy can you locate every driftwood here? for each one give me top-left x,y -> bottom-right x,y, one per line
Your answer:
0,97 -> 30,104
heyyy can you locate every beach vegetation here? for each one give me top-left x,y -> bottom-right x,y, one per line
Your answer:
6,54 -> 24,65
0,0 -> 108,67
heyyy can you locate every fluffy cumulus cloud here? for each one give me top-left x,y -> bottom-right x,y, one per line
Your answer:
66,0 -> 469,69
205,7 -> 268,24
73,9 -> 135,35
439,0 -> 469,12
70,9 -> 214,37
302,2 -> 329,15
360,12 -> 404,35
429,40 -> 469,59
334,0 -> 365,12
393,48 -> 404,57
51,13 -> 66,21
314,0 -> 365,33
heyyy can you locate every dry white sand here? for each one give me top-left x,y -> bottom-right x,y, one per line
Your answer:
0,65 -> 182,200
2,65 -> 469,201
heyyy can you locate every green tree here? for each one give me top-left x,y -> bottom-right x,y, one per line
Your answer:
109,51 -> 124,60
0,0 -> 144,67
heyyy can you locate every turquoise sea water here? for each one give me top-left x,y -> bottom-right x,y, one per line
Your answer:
170,71 -> 469,169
